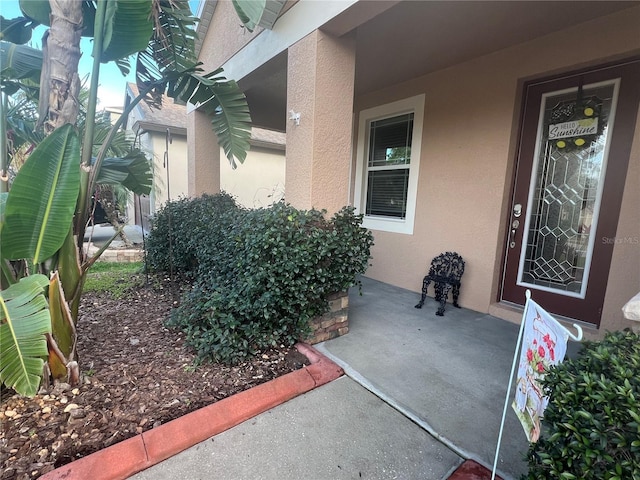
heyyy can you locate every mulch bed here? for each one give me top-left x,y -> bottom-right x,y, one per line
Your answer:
1,278 -> 309,480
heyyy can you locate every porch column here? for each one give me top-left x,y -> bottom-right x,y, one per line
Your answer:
187,109 -> 221,197
286,30 -> 356,214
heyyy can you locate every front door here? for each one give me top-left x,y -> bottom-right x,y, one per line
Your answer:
501,59 -> 640,325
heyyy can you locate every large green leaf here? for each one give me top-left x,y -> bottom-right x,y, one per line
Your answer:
0,41 -> 42,81
17,1 -> 49,27
0,192 -> 6,224
48,272 -> 76,360
135,0 -> 198,108
0,274 -> 50,397
201,80 -> 252,168
169,68 -> 251,168
96,151 -> 153,196
232,0 -> 266,33
19,0 -> 96,37
101,0 -> 153,63
0,16 -> 38,44
131,0 -> 252,167
2,124 -> 80,263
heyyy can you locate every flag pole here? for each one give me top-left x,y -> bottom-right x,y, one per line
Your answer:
491,289 -> 531,480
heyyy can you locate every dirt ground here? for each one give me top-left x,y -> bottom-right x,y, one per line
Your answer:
0,278 -> 309,480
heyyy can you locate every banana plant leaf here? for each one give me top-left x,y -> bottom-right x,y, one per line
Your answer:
18,0 -> 96,37
0,16 -> 37,45
232,0 -> 266,32
135,0 -> 198,109
0,41 -> 42,95
0,40 -> 42,82
46,333 -> 68,380
0,274 -> 51,398
201,80 -> 252,168
2,124 -> 80,264
100,0 -> 153,63
48,272 -> 76,364
170,68 -> 252,168
96,151 -> 153,196
131,1 -> 252,167
0,192 -> 6,223
57,228 -> 82,304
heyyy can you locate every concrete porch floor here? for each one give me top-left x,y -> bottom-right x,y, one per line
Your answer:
317,275 -> 535,479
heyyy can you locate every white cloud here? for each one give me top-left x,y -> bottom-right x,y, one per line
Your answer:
97,83 -> 128,109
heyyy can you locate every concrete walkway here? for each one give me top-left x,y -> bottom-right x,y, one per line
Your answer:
129,276 -> 554,480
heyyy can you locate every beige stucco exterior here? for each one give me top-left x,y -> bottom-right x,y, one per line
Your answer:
353,7 -> 640,335
221,145 -> 285,208
190,0 -> 640,335
148,132 -> 190,209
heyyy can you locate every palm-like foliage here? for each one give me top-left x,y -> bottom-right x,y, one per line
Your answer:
0,275 -> 51,398
0,0 -> 261,397
136,0 -> 251,167
2,124 -> 80,264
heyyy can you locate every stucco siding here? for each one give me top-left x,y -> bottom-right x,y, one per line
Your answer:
198,0 -> 263,71
221,147 -> 285,208
150,133 -> 189,212
356,6 -> 640,331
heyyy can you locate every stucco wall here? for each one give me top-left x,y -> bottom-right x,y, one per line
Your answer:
286,30 -> 355,214
602,107 -> 640,333
150,133 -> 189,212
220,146 -> 285,208
187,110 -> 221,196
355,7 -> 640,332
198,0 -> 263,71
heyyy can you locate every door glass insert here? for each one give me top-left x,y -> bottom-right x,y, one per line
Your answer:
517,80 -> 619,298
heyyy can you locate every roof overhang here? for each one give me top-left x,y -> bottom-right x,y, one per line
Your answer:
258,0 -> 287,29
133,120 -> 187,137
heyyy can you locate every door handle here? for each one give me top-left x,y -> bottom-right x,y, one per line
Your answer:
509,219 -> 520,248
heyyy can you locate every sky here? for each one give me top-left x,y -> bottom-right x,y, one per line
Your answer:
1,1 -> 202,109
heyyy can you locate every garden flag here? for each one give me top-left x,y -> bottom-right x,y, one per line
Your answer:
512,299 -> 569,442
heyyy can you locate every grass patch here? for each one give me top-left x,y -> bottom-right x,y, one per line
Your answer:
84,262 -> 144,298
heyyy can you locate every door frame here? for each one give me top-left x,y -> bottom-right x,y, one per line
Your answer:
499,57 -> 640,326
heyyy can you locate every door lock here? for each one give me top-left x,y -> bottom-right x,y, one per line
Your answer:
513,204 -> 522,217
509,218 -> 521,249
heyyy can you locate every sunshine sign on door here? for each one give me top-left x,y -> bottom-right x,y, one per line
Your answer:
512,299 -> 569,442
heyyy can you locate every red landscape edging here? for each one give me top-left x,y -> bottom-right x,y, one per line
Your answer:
447,460 -> 504,480
39,343 -> 343,480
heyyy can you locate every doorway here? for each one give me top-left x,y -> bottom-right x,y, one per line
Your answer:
501,58 -> 640,325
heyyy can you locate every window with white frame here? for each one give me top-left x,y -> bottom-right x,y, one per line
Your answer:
354,94 -> 424,234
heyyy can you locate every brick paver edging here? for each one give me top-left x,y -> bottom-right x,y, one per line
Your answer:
40,343 -> 343,480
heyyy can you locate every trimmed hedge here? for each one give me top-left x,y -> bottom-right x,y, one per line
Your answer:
144,193 -> 241,277
522,329 -> 640,480
146,196 -> 374,364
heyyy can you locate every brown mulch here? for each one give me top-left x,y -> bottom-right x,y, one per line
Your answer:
0,277 -> 309,480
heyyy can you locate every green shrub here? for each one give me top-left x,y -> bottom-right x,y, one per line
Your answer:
166,201 -> 374,364
145,192 -> 241,277
522,329 -> 640,480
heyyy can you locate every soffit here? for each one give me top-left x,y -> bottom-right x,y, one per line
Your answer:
210,0 -> 638,131
258,0 -> 287,29
353,1 -> 638,95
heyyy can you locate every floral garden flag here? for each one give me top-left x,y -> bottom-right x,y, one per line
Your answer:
512,299 -> 569,442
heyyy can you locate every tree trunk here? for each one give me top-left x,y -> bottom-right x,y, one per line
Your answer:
39,0 -> 83,133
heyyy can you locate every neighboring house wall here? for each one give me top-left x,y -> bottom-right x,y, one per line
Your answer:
148,131 -> 190,209
221,146 -> 285,208
126,82 -> 285,225
123,84 -> 189,228
191,0 -> 640,335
